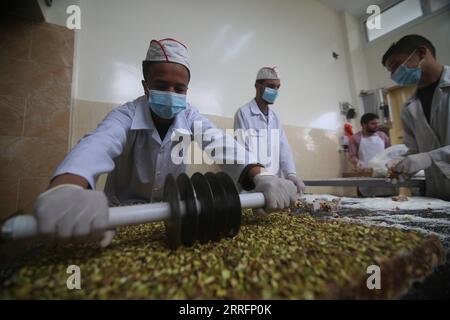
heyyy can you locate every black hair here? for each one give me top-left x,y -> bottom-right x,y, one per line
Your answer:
142,61 -> 152,82
382,34 -> 436,65
361,113 -> 379,125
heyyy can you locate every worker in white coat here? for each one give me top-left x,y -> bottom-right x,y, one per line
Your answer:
32,39 -> 298,245
383,35 -> 450,201
348,113 -> 395,197
234,67 -> 305,195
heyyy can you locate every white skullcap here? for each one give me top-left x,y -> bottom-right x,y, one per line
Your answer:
256,66 -> 280,80
145,38 -> 190,72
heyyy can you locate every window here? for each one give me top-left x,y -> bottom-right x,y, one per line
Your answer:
365,0 -> 423,42
429,0 -> 450,11
363,0 -> 450,43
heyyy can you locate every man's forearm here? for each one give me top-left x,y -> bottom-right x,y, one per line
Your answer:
247,166 -> 264,179
49,174 -> 89,190
350,156 -> 359,166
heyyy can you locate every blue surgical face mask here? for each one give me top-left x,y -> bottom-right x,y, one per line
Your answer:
262,87 -> 279,104
391,51 -> 423,86
148,90 -> 187,119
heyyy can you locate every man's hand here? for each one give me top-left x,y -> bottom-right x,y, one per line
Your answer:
33,184 -> 113,247
387,153 -> 432,184
287,174 -> 306,195
253,173 -> 297,212
356,160 -> 368,171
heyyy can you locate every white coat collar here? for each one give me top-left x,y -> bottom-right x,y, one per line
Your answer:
130,95 -> 192,135
249,99 -> 274,119
130,96 -> 153,130
439,65 -> 450,88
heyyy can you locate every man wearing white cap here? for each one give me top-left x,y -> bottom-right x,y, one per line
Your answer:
30,39 -> 298,246
234,67 -> 305,195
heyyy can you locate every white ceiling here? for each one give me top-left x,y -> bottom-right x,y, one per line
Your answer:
319,0 -> 389,17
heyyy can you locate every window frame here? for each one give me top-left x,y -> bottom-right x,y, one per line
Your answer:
361,0 -> 450,45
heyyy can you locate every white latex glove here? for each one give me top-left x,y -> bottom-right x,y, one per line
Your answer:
287,174 -> 306,195
253,173 -> 297,212
387,153 -> 432,184
386,158 -> 403,184
396,153 -> 432,174
33,184 -> 114,247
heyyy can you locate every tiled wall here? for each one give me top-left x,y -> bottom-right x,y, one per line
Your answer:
71,99 -> 353,197
0,16 -> 74,219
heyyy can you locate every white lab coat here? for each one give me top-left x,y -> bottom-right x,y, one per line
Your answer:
401,65 -> 450,201
233,99 -> 297,178
53,95 -> 247,204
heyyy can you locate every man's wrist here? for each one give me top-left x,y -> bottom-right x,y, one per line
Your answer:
410,152 -> 432,170
287,173 -> 297,177
239,164 -> 265,191
49,174 -> 89,190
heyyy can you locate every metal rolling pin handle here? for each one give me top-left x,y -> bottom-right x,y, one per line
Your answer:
1,192 -> 266,241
